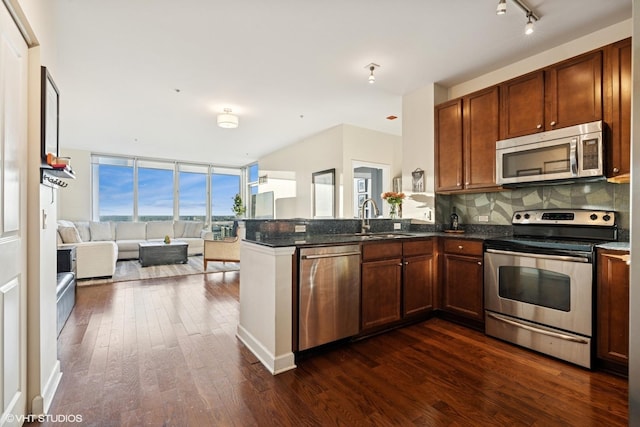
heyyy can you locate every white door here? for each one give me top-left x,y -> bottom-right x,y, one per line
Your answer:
0,3 -> 28,426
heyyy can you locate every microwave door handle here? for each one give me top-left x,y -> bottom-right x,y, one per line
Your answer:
570,138 -> 578,176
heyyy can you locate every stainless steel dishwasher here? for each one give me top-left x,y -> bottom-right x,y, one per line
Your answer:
298,244 -> 361,351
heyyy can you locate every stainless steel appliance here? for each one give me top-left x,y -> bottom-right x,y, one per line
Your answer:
484,209 -> 617,368
298,245 -> 361,351
496,121 -> 604,186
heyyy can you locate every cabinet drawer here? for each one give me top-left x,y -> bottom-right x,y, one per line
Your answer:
403,239 -> 434,257
362,241 -> 403,261
443,238 -> 483,256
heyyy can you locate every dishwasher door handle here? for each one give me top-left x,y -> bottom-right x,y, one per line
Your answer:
301,251 -> 361,260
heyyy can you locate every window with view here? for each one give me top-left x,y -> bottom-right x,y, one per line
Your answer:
211,169 -> 241,221
138,160 -> 174,221
93,157 -> 134,221
179,164 -> 208,222
91,155 -> 246,224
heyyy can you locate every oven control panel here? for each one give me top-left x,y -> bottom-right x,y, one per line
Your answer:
512,209 -> 615,226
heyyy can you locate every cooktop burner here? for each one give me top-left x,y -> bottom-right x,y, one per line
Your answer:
484,209 -> 618,257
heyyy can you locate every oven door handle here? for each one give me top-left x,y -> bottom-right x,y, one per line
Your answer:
485,248 -> 590,263
487,312 -> 589,344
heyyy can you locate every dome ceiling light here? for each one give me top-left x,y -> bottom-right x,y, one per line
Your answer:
217,108 -> 239,129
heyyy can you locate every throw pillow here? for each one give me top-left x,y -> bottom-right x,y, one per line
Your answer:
58,226 -> 82,244
147,221 -> 174,239
183,221 -> 204,238
90,221 -> 114,241
74,221 -> 91,242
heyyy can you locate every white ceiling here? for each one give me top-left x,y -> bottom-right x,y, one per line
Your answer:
51,0 -> 631,167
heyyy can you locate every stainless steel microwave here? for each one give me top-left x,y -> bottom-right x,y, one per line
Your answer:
496,120 -> 604,186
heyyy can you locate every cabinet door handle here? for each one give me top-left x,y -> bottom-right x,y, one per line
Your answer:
458,245 -> 463,249
477,261 -> 482,265
536,124 -> 542,129
398,263 -> 404,267
613,167 -> 620,173
550,121 -> 556,126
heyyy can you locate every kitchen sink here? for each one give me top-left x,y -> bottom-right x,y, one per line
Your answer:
352,232 -> 414,240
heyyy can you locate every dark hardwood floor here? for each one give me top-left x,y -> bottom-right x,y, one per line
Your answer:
33,272 -> 627,426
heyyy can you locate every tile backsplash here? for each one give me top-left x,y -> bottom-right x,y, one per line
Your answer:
437,181 -> 630,234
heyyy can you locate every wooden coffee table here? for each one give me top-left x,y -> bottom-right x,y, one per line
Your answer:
139,241 -> 188,267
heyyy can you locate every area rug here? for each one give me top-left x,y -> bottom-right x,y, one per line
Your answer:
77,255 -> 239,286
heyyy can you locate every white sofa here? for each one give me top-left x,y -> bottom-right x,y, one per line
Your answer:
57,220 -> 210,279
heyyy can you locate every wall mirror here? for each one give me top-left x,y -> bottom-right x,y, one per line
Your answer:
312,169 -> 335,218
41,66 -> 59,164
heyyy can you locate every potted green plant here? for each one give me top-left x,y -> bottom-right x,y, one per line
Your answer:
232,193 -> 246,218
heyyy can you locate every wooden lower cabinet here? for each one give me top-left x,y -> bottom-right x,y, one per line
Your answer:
360,239 -> 435,332
403,239 -> 435,317
597,249 -> 630,371
361,257 -> 402,330
441,239 -> 484,324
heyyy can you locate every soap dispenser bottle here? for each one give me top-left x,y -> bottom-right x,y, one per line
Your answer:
450,207 -> 459,231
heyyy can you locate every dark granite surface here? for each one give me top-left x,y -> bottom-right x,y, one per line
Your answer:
596,241 -> 630,251
242,219 -> 625,248
243,219 -> 513,248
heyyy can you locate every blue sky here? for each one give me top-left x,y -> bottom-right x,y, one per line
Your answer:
98,164 -> 240,218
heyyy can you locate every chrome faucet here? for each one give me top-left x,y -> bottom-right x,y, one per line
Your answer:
360,198 -> 380,233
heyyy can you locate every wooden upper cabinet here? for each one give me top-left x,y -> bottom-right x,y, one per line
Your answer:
435,88 -> 499,194
500,71 -> 545,139
435,99 -> 463,192
500,50 -> 603,140
604,37 -> 631,178
463,86 -> 500,190
545,50 -> 602,130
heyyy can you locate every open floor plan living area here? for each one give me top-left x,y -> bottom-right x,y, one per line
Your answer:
2,1 -> 639,426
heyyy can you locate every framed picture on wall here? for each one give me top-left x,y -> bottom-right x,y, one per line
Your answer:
357,179 -> 366,193
41,66 -> 59,164
357,193 -> 366,207
411,168 -> 424,192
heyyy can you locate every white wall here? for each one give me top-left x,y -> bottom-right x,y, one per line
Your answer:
341,125 -> 402,219
259,124 -> 401,219
57,148 -> 91,220
18,0 -> 64,414
400,83 -> 447,222
449,20 -> 632,99
259,125 -> 342,218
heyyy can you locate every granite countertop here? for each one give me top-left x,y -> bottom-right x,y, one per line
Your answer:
244,230 -> 506,248
596,241 -> 630,251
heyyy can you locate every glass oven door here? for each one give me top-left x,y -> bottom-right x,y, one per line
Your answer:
484,249 -> 593,337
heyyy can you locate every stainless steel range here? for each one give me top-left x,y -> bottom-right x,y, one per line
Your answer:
484,209 -> 617,368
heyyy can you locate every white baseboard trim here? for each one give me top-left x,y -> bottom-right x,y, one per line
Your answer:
236,325 -> 296,375
31,360 -> 62,415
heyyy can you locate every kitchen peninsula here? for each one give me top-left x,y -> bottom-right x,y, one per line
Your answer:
235,218 -> 507,374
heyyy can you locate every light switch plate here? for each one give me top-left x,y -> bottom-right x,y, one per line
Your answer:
478,215 -> 489,222
295,225 -> 306,233
393,222 -> 401,230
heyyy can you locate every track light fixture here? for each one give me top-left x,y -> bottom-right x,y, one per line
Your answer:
365,63 -> 380,84
524,13 -> 534,35
496,0 -> 540,35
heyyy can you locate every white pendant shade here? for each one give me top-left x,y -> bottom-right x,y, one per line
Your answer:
217,109 -> 239,128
